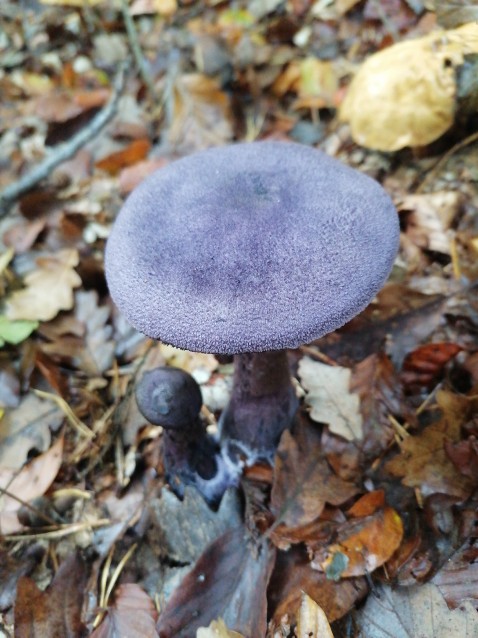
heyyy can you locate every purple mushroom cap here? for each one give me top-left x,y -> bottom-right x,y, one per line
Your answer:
105,142 -> 399,354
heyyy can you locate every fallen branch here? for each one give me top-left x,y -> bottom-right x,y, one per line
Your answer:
0,60 -> 129,218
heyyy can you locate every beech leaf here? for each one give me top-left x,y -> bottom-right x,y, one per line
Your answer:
298,357 -> 363,441
5,249 -> 82,322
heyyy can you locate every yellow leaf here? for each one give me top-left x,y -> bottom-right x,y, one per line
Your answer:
5,249 -> 81,322
196,618 -> 244,637
340,23 -> 478,150
296,592 -> 334,638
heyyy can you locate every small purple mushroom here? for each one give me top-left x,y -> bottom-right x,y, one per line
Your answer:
106,142 -> 399,466
136,366 -> 237,504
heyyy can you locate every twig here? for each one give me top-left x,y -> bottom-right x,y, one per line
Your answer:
119,0 -> 158,100
0,60 -> 129,217
416,130 -> 478,194
0,485 -> 59,527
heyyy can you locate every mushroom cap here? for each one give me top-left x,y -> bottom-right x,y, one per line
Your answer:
136,367 -> 202,428
106,142 -> 399,354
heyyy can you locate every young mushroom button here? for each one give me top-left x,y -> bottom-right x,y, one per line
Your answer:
106,142 -> 400,463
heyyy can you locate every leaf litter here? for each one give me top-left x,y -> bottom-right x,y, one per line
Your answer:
1,1 -> 478,636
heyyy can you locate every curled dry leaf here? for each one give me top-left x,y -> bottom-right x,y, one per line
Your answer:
90,583 -> 159,638
74,290 -> 115,375
0,435 -> 64,534
340,23 -> 478,150
296,592 -> 334,638
401,342 -> 463,392
311,491 -> 404,579
5,249 -> 82,322
298,356 -> 363,441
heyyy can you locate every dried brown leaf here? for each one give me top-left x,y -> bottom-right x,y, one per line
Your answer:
6,249 -> 82,322
0,435 -> 64,534
296,592 -> 334,638
14,553 -> 86,638
90,583 -> 159,638
271,418 -> 359,533
298,357 -> 363,441
156,527 -> 275,637
354,582 -> 478,638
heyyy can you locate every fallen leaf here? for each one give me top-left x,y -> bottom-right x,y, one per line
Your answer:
168,74 -> 234,153
0,393 -> 63,469
196,618 -> 244,638
156,527 -> 275,637
340,23 -> 478,150
96,139 -> 151,175
296,592 -> 334,638
0,435 -> 64,534
312,492 -> 404,578
74,290 -> 115,375
298,357 -> 363,441
354,582 -> 478,638
399,191 -> 462,255
271,417 -> 359,533
90,583 -> 159,638
401,342 -> 463,392
5,249 -> 82,322
0,544 -> 45,611
149,487 -> 243,564
272,58 -> 339,108
119,158 -> 168,195
0,316 -> 38,347
14,554 -> 86,638
432,538 -> 478,609
385,390 -> 475,499
268,545 -> 368,627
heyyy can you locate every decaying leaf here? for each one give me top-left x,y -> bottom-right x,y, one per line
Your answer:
196,618 -> 244,638
432,538 -> 478,609
340,23 -> 478,150
168,74 -> 234,153
296,592 -> 334,638
399,191 -> 462,255
354,582 -> 478,638
298,357 -> 363,441
14,553 -> 86,638
401,342 -> 463,392
0,393 -> 63,469
385,390 -> 476,499
0,435 -> 64,534
156,527 -> 275,638
90,583 -> 159,638
271,418 -> 359,533
311,491 -> 404,579
5,249 -> 82,322
96,139 -> 151,175
268,545 -> 368,628
74,290 -> 115,375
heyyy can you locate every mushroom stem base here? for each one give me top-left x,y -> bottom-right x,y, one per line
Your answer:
219,350 -> 298,461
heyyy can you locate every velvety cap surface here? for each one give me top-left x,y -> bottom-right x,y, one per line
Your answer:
105,142 -> 399,354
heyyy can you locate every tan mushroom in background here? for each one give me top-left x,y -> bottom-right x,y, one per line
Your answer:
339,22 -> 478,151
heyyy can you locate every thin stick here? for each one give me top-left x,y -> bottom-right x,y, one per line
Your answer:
0,61 -> 129,216
119,0 -> 157,100
416,130 -> 478,194
0,486 -> 59,527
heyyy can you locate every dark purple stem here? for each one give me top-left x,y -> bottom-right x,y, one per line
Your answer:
219,350 -> 298,460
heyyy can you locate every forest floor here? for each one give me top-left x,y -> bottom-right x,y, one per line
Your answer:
1,1 -> 478,636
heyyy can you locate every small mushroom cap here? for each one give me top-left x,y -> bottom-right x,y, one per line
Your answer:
106,142 -> 399,354
136,367 -> 203,428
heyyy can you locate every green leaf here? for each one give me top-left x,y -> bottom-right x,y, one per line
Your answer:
0,316 -> 38,346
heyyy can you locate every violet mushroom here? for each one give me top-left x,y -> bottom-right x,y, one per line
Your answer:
105,142 -> 399,466
135,366 -> 234,504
